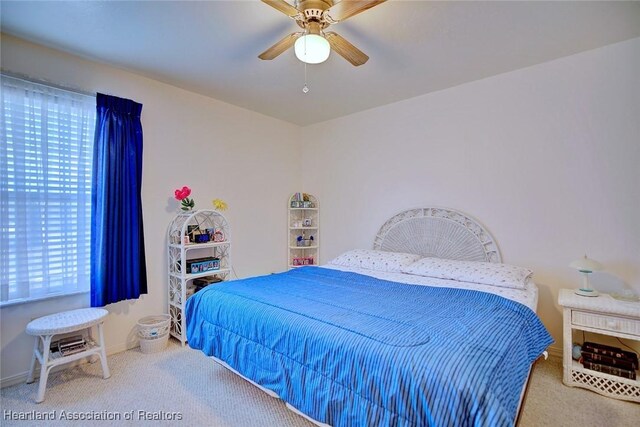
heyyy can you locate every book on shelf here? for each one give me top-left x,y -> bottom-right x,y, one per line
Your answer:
51,335 -> 85,353
581,350 -> 638,371
59,342 -> 88,356
582,341 -> 639,365
581,359 -> 637,380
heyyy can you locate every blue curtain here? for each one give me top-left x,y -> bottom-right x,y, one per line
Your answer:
91,93 -> 147,307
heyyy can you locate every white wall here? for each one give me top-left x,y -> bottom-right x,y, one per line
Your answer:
2,33 -> 638,385
301,37 -> 640,355
0,34 -> 301,385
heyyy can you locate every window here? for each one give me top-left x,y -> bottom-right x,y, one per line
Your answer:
0,74 -> 96,306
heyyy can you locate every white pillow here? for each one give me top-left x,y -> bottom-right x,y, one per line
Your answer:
329,249 -> 422,273
401,257 -> 533,289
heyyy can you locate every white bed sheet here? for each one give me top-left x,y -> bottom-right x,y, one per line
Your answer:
321,264 -> 539,312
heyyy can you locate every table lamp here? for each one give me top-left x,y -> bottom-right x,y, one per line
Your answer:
570,255 -> 603,297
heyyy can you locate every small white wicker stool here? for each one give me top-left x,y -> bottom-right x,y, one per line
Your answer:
26,308 -> 111,403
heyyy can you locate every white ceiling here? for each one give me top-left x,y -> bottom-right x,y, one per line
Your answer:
2,1 -> 639,126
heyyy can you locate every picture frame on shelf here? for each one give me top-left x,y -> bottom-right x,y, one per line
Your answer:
187,225 -> 200,242
213,229 -> 225,242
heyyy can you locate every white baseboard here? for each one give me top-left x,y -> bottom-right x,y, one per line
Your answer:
0,371 -> 32,389
0,341 -> 138,389
547,345 -> 562,359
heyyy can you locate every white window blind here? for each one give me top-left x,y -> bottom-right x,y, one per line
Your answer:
0,74 -> 96,306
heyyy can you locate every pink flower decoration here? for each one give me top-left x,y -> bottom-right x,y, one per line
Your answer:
174,186 -> 191,201
173,186 -> 195,211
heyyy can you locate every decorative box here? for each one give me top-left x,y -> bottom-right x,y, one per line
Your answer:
292,256 -> 314,266
187,257 -> 221,274
194,233 -> 210,243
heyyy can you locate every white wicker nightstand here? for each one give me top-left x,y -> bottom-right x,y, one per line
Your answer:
558,288 -> 640,402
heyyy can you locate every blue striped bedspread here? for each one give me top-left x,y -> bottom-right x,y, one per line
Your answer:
186,267 -> 553,426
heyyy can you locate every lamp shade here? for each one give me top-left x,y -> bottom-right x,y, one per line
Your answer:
294,34 -> 330,64
569,255 -> 603,273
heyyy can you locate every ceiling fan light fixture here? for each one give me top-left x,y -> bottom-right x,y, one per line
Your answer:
294,34 -> 330,64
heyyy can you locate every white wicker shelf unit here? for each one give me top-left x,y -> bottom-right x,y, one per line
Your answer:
167,209 -> 231,345
288,193 -> 319,270
558,288 -> 640,402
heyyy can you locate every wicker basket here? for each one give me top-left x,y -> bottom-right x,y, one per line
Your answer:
137,314 -> 171,354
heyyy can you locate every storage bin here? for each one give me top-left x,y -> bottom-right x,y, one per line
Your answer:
137,314 -> 171,354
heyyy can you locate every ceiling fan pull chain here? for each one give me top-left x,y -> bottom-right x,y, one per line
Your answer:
302,31 -> 309,93
303,62 -> 309,94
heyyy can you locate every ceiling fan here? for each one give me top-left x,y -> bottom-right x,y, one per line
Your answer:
258,0 -> 387,66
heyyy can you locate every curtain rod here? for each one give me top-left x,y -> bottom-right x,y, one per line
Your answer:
1,69 -> 96,98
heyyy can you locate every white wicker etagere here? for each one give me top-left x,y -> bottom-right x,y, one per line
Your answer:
288,193 -> 319,270
167,209 -> 231,345
558,288 -> 640,402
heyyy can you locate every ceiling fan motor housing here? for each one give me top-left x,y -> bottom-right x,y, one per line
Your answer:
296,0 -> 334,13
295,0 -> 334,30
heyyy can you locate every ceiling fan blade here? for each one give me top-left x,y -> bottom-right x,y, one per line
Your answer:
325,32 -> 369,66
324,0 -> 387,23
259,32 -> 303,60
261,0 -> 301,18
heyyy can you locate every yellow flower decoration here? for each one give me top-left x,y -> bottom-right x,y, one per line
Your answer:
212,198 -> 228,211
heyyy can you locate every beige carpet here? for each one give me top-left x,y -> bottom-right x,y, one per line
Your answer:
519,356 -> 639,427
1,342 -> 638,426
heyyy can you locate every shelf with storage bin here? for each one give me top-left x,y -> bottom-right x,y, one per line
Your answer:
558,289 -> 640,402
169,268 -> 231,281
288,193 -> 319,270
168,241 -> 232,250
167,209 -> 231,346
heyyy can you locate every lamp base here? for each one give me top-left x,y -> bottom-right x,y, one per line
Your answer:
575,288 -> 599,297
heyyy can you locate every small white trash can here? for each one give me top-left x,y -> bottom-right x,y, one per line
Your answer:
137,314 -> 171,354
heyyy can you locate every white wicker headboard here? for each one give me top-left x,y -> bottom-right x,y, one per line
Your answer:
373,207 -> 502,263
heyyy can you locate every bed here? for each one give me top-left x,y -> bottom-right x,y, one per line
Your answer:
185,207 -> 553,426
